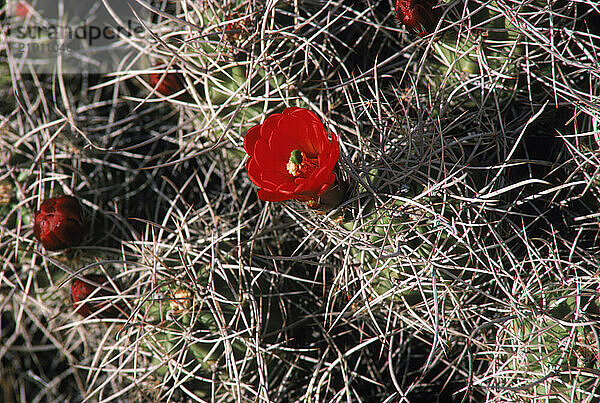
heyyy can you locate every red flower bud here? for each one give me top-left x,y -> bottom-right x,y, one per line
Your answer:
244,107 -> 340,204
395,0 -> 440,37
149,66 -> 184,98
15,1 -> 31,18
71,274 -> 121,318
34,195 -> 85,250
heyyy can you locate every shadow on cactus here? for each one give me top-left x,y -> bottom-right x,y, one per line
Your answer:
282,281 -> 478,401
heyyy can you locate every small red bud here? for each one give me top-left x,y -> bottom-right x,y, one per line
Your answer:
34,195 -> 85,250
71,274 -> 121,318
395,0 -> 440,37
149,66 -> 184,97
15,1 -> 32,18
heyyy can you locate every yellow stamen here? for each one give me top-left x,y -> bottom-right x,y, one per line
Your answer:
287,159 -> 301,176
287,149 -> 305,177
287,149 -> 318,177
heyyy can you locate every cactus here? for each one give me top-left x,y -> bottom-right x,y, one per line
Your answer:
144,0 -> 298,143
413,0 -> 569,110
487,290 -> 600,402
128,247 -> 289,400
341,167 -> 473,307
139,273 -> 242,394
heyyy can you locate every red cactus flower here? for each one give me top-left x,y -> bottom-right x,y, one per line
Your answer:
244,107 -> 340,204
149,65 -> 184,98
395,0 -> 440,37
71,274 -> 121,318
34,195 -> 85,250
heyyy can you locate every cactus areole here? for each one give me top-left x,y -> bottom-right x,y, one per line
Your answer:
244,107 -> 340,204
395,0 -> 440,37
34,195 -> 85,250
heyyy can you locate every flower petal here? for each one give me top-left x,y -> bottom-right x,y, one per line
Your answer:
270,114 -> 316,157
257,189 -> 294,202
253,137 -> 291,181
247,157 -> 291,191
287,108 -> 328,154
243,125 -> 261,156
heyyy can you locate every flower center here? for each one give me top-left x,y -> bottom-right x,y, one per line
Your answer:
287,149 -> 318,177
